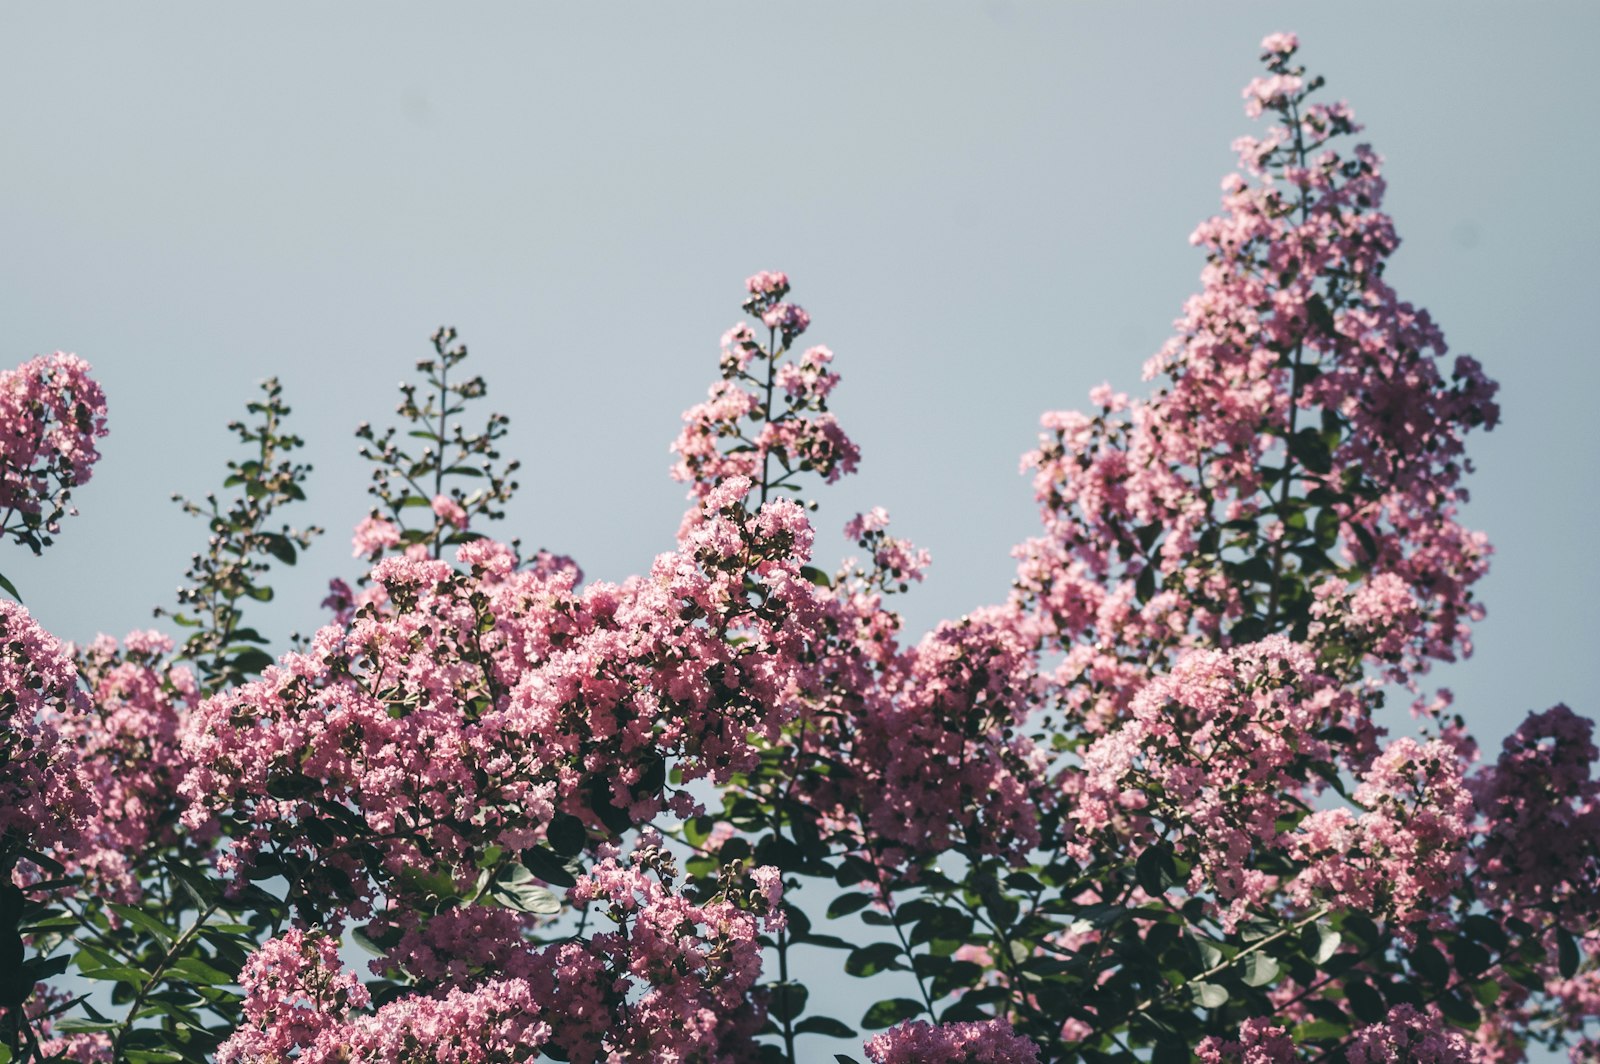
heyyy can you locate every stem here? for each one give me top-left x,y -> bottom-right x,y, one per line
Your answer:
110,899 -> 222,1060
1127,907 -> 1328,1019
776,924 -> 798,1064
433,355 -> 449,560
760,326 -> 777,507
882,883 -> 938,1020
1263,95 -> 1315,632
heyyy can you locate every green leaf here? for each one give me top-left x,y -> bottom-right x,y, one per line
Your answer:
1288,427 -> 1333,475
1241,953 -> 1279,987
0,570 -> 22,602
1346,979 -> 1386,1024
396,864 -> 459,903
800,565 -> 833,588
1293,1020 -> 1349,1041
1135,844 -> 1177,897
845,943 -> 905,978
1306,293 -> 1337,335
1558,927 -> 1580,980
25,953 -> 72,980
110,903 -> 177,949
168,957 -> 234,986
768,982 -> 809,1023
1411,942 -> 1450,987
81,965 -> 149,985
861,998 -> 924,1030
1462,914 -> 1508,952
1313,926 -> 1343,965
1192,981 -> 1229,1008
827,892 -> 873,920
1453,939 -> 1491,977
1437,988 -> 1480,1028
1152,1039 -> 1188,1064
546,813 -> 587,857
258,532 -> 298,565
21,847 -> 65,875
490,864 -> 563,915
520,847 -> 579,889
229,647 -> 276,674
796,1016 -> 857,1038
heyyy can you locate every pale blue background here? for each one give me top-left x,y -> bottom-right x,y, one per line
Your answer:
3,3 -> 1596,1059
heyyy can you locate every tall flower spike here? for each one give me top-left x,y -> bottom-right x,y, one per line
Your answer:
671,272 -> 858,539
1014,31 -> 1499,735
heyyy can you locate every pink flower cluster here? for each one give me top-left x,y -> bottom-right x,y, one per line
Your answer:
218,929 -> 550,1064
1470,705 -> 1600,925
1013,42 -> 1498,735
846,507 -> 932,591
47,631 -> 196,900
1196,1017 -> 1298,1064
672,274 -> 860,527
865,1018 -> 1041,1064
0,600 -> 95,855
1290,737 -> 1473,930
555,842 -> 780,1060
1074,637 -> 1367,929
0,352 -> 108,546
219,841 -> 781,1064
842,607 -> 1047,864
180,488 -> 829,914
350,513 -> 401,558
1344,1004 -> 1476,1063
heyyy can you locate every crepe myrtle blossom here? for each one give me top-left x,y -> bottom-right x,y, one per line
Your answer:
217,929 -> 549,1064
0,352 -> 108,551
0,600 -> 97,856
44,631 -> 197,901
217,839 -> 783,1064
865,1019 -> 1042,1063
1014,27 -> 1498,736
1073,637 -> 1370,930
430,493 -> 468,530
672,274 -> 860,529
350,513 -> 401,558
1344,1004 -> 1476,1063
1196,1018 -> 1299,1064
1289,737 -> 1474,933
179,484 -> 830,919
1470,704 -> 1600,925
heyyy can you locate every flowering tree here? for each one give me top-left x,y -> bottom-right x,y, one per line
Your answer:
2,32 -> 1597,1064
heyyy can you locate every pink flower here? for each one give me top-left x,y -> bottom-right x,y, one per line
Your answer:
350,514 -> 401,558
431,493 -> 468,529
1261,31 -> 1299,56
845,507 -> 892,541
0,600 -> 97,854
744,270 -> 789,298
1196,1018 -> 1298,1064
1345,1004 -> 1474,1063
866,1019 -> 1040,1063
0,352 -> 109,550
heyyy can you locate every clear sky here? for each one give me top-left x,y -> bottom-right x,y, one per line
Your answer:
3,3 -> 1597,1057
